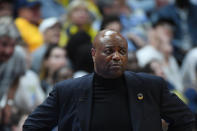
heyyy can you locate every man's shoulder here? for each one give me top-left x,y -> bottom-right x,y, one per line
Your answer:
55,73 -> 93,90
125,71 -> 162,79
125,71 -> 165,86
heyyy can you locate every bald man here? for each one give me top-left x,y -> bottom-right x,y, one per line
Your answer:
23,30 -> 194,131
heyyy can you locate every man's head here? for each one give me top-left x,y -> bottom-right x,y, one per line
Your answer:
100,15 -> 122,32
0,16 -> 19,63
15,0 -> 41,24
91,29 -> 128,78
0,0 -> 13,17
39,17 -> 61,44
67,0 -> 91,27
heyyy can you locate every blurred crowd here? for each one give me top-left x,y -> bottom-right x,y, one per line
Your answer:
0,0 -> 197,130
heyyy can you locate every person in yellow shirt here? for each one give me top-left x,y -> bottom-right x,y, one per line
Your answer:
14,0 -> 43,52
59,0 -> 97,47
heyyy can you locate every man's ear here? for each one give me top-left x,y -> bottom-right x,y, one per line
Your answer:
91,48 -> 96,62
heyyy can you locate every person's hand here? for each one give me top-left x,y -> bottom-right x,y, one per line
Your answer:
162,119 -> 169,131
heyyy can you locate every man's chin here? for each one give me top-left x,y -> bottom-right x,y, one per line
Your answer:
107,70 -> 124,79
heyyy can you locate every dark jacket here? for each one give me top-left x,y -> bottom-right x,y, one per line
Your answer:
23,71 -> 195,131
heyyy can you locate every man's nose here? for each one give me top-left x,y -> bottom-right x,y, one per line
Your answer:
112,52 -> 121,61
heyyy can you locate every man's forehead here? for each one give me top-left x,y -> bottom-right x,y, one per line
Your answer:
99,30 -> 122,44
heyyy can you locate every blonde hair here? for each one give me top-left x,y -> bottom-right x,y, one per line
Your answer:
66,0 -> 90,20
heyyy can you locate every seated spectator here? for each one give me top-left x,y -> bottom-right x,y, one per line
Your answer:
66,31 -> 94,73
93,0 -> 121,31
152,0 -> 197,64
0,16 -> 26,130
181,47 -> 197,91
137,18 -> 183,92
39,45 -> 68,96
159,31 -> 184,92
0,0 -> 13,17
100,15 -> 122,33
31,17 -> 61,73
14,0 -> 43,52
136,18 -> 174,67
59,0 -> 97,47
14,44 -> 45,114
181,48 -> 197,118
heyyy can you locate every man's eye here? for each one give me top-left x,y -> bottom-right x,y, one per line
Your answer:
104,49 -> 113,55
120,49 -> 126,55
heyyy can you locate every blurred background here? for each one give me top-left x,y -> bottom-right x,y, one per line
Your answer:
0,0 -> 197,130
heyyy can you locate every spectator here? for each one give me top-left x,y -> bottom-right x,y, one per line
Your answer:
153,0 -> 197,64
100,15 -> 122,32
159,30 -> 184,92
0,0 -> 14,17
181,48 -> 197,118
59,0 -> 97,47
136,18 -> 174,67
14,43 -> 45,114
137,18 -> 183,92
0,16 -> 26,130
14,0 -> 43,52
66,31 -> 94,73
92,0 -> 121,31
40,45 -> 68,96
181,47 -> 197,91
31,17 -> 61,73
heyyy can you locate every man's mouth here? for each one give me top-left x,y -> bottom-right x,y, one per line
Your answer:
111,63 -> 122,69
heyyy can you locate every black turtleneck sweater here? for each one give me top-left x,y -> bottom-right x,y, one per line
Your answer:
90,73 -> 132,131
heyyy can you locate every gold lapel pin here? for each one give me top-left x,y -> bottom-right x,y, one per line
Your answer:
137,93 -> 143,100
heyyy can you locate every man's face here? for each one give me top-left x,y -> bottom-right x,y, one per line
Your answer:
92,30 -> 128,78
0,36 -> 15,63
0,2 -> 13,17
44,23 -> 61,44
19,5 -> 41,25
70,6 -> 90,26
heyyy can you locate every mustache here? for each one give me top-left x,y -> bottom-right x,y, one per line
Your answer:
110,61 -> 122,66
